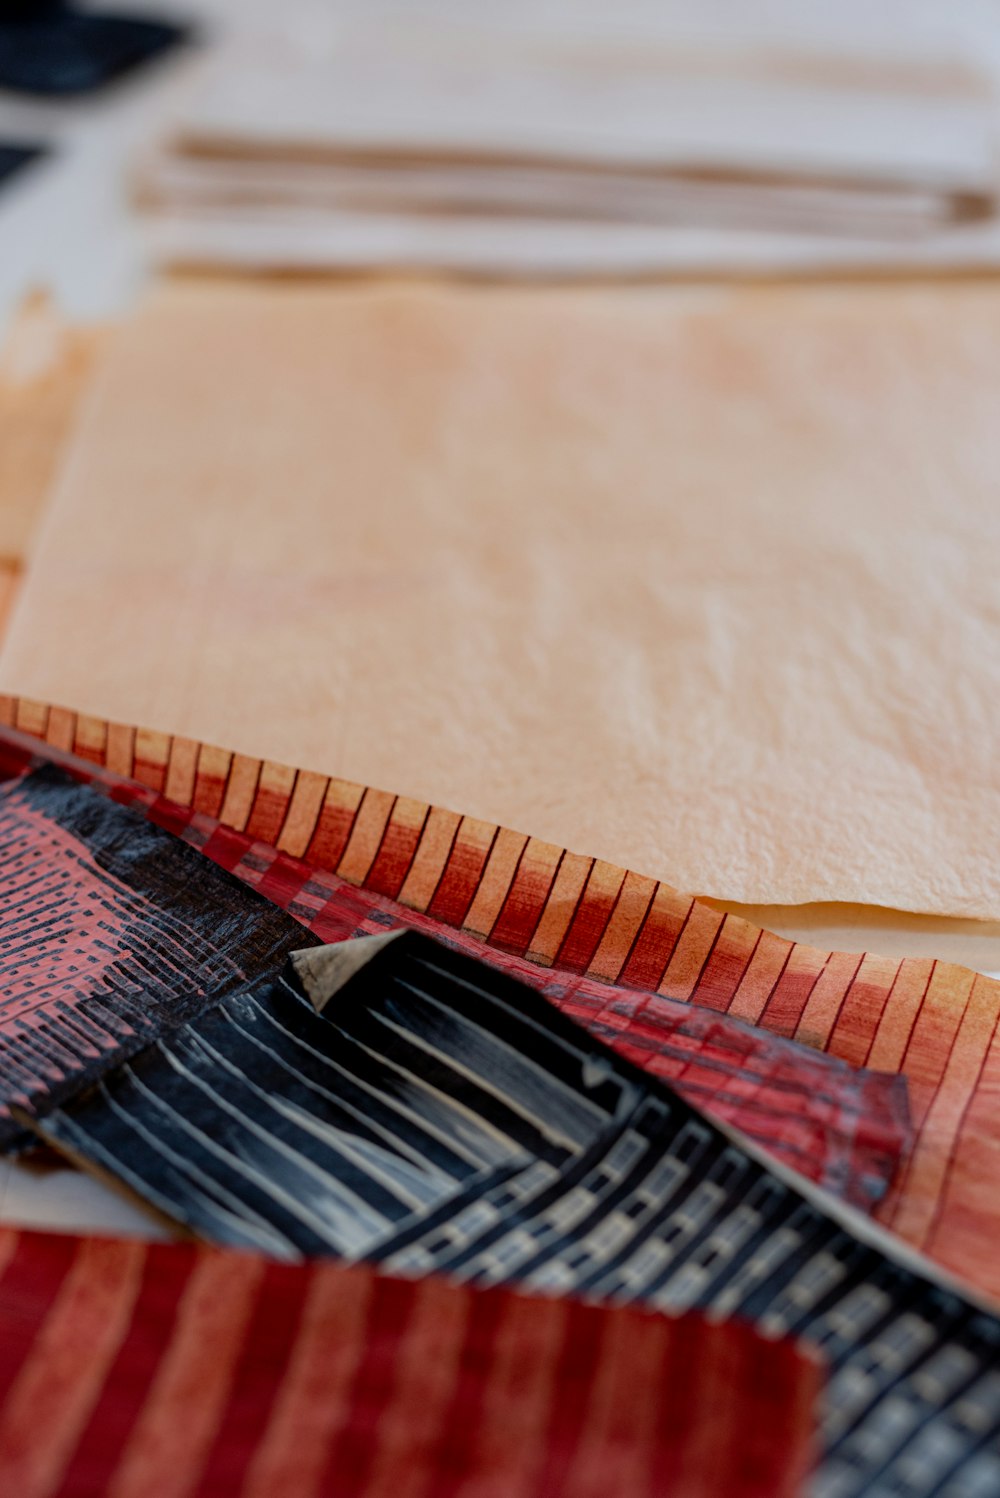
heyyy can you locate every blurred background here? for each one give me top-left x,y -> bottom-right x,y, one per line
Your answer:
3,0 -> 1000,321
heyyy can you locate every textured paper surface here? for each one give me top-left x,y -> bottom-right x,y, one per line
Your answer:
4,279 -> 1000,917
0,1226 -> 818,1498
0,297 -> 103,566
0,298 -> 103,638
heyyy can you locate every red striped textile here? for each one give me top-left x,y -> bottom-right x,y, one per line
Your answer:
0,1226 -> 819,1498
0,731 -> 911,1212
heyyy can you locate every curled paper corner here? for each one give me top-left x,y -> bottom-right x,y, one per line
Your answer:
291,928 -> 406,1011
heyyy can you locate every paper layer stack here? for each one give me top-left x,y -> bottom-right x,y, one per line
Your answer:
137,1 -> 1000,276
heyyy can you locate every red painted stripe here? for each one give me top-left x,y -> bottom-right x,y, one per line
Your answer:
318,1272 -> 418,1495
192,771 -> 228,819
52,1243 -> 194,1498
554,871 -> 626,975
488,857 -> 561,957
759,959 -> 828,1038
419,1282 -> 511,1498
738,1324 -> 820,1498
643,1311 -> 703,1495
428,827 -> 498,929
304,798 -> 361,873
531,1289 -> 606,1495
691,927 -> 759,1014
618,898 -> 693,992
193,1259 -> 312,1497
454,1292 -> 569,1498
0,1237 -> 146,1498
132,747 -> 170,795
0,1230 -> 77,1409
357,1275 -> 471,1498
242,1262 -> 375,1498
105,1249 -> 265,1498
245,780 -> 296,848
364,809 -> 431,902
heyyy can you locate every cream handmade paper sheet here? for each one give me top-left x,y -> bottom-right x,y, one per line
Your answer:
0,298 -> 104,638
2,278 -> 999,917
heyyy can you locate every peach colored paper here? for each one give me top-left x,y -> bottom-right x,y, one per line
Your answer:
2,278 -> 999,917
0,299 -> 104,638
0,297 -> 103,568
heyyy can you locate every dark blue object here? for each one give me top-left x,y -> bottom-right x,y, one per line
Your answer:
0,2 -> 187,96
0,140 -> 45,189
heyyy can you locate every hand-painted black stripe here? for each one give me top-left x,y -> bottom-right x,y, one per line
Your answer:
246,980 -> 529,1169
49,1091 -> 300,1259
222,990 -> 497,1180
404,952 -> 637,1116
174,1026 -> 454,1213
388,974 -> 621,1145
319,1004 -> 580,1164
150,1031 -> 427,1232
49,1061 -> 396,1259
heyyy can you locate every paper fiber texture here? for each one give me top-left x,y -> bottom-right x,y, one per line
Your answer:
0,1226 -> 818,1498
4,279 -> 1000,917
0,298 -> 103,636
0,296 -> 102,567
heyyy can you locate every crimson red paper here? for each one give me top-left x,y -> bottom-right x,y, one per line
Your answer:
0,1225 -> 819,1498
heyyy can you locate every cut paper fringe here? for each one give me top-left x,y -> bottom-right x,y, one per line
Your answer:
0,703 -> 992,1300
0,729 -> 911,1214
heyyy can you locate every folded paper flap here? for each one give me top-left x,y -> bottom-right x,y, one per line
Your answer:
291,929 -> 407,1010
296,926 -> 910,1157
17,928 -> 937,1269
0,716 -> 964,1275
